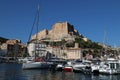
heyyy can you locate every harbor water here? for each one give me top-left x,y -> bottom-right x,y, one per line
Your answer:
0,63 -> 120,80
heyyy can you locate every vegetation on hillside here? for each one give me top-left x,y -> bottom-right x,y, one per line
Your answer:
45,37 -> 103,50
0,37 -> 8,44
74,37 -> 102,49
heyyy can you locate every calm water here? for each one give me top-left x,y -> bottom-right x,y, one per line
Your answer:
0,63 -> 120,80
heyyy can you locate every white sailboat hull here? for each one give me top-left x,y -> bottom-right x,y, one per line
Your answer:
22,61 -> 49,69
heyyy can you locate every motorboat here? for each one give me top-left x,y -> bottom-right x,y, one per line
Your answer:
47,57 -> 67,71
64,66 -> 73,72
91,64 -> 99,74
63,61 -> 73,72
56,63 -> 64,71
91,59 -> 101,74
99,58 -> 120,75
73,60 -> 91,73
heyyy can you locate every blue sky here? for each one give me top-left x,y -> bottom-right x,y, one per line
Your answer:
0,0 -> 120,47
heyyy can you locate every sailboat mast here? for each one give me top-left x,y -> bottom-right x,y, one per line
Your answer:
36,5 -> 40,39
35,5 -> 40,61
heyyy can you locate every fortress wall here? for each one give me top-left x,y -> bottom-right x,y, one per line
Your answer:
51,22 -> 68,39
31,22 -> 79,41
31,29 -> 48,40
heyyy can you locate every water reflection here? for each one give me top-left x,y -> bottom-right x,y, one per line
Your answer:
0,63 -> 24,80
23,70 -> 74,80
98,75 -> 120,80
23,70 -> 93,80
21,70 -> 120,80
0,63 -> 120,80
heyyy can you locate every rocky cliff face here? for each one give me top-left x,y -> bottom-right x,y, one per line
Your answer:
31,22 -> 80,42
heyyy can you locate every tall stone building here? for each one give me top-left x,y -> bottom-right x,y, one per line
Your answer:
31,22 -> 79,41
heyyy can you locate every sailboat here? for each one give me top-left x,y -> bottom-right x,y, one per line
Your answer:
22,5 -> 50,69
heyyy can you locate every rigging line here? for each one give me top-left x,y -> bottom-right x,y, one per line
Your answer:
35,4 -> 40,42
27,9 -> 38,43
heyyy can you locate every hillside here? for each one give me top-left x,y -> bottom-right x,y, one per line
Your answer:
0,37 -> 8,44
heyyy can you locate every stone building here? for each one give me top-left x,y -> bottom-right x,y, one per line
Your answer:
27,42 -> 47,57
31,29 -> 49,41
0,43 -> 7,56
0,39 -> 27,57
46,43 -> 82,60
62,48 -> 82,60
31,22 -> 80,42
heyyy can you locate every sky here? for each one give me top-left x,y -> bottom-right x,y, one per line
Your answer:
0,0 -> 120,47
